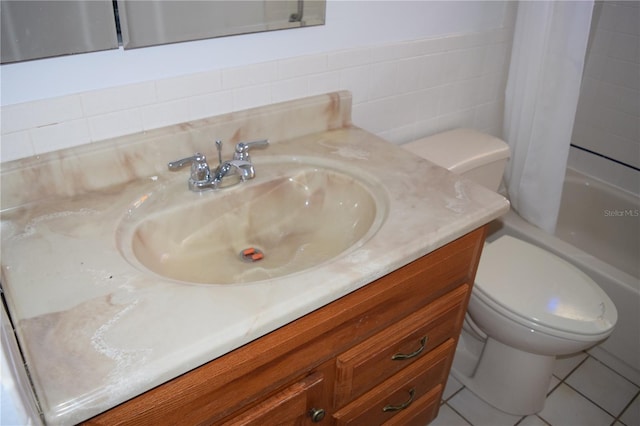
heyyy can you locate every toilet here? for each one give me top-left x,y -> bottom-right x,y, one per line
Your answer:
403,129 -> 617,415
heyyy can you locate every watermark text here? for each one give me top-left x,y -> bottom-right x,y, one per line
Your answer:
603,209 -> 639,217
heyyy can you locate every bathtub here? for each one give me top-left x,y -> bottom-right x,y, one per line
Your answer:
487,168 -> 640,386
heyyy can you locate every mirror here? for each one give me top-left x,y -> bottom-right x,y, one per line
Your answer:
1,1 -> 118,63
1,0 -> 326,63
117,0 -> 326,50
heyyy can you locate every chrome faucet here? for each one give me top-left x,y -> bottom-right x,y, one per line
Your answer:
168,139 -> 269,191
213,159 -> 254,182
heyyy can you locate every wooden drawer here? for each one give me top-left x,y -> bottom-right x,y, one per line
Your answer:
333,338 -> 455,425
335,285 -> 468,406
383,385 -> 441,426
220,372 -> 326,426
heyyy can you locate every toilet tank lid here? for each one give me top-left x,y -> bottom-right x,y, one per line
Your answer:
403,129 -> 510,173
475,236 -> 617,336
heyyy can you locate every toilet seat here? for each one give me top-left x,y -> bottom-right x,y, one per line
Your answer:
474,236 -> 617,338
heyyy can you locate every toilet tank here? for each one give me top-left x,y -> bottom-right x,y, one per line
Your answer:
402,129 -> 510,192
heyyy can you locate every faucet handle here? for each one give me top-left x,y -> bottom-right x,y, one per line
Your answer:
168,153 -> 211,188
234,139 -> 269,162
168,153 -> 207,170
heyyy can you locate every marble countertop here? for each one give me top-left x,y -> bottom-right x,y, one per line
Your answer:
0,92 -> 509,425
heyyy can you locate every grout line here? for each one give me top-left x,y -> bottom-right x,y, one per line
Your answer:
546,351 -> 590,399
611,390 -> 639,426
558,354 -> 639,422
561,380 -> 618,419
444,401 -> 475,426
589,352 -> 640,389
552,351 -> 589,381
445,384 -> 465,402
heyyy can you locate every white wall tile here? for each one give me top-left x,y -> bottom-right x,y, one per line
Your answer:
370,39 -> 423,63
393,92 -> 421,128
610,32 -> 640,63
609,2 -> 640,36
419,54 -> 445,89
31,119 -> 90,155
140,99 -> 190,131
368,61 -> 398,100
222,62 -> 277,90
155,70 -> 222,102
598,81 -> 639,116
277,54 -> 327,80
396,57 -> 423,95
605,59 -> 639,91
437,109 -> 477,133
352,97 -> 399,134
383,123 -> 417,146
0,131 -> 34,162
414,86 -> 441,120
483,42 -> 510,75
438,79 -> 481,116
340,66 -> 371,104
412,117 -> 441,140
1,103 -> 35,134
442,46 -> 486,82
474,101 -> 503,134
81,82 -> 156,117
327,48 -> 372,70
88,109 -> 143,141
438,33 -> 482,52
572,0 -> 639,187
271,77 -> 309,104
583,51 -> 608,79
308,71 -> 341,97
232,84 -> 271,111
187,90 -> 234,122
477,72 -> 503,105
1,95 -> 83,134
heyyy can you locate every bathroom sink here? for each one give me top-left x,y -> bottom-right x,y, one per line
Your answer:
117,159 -> 387,284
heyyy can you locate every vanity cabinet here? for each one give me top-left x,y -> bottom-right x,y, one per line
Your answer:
84,227 -> 485,426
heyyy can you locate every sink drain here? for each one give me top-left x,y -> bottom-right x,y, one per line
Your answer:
240,247 -> 264,262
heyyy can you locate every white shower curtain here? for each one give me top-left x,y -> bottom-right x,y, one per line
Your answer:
503,1 -> 594,234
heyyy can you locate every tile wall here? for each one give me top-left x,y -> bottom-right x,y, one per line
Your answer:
0,28 -> 512,164
570,0 -> 640,195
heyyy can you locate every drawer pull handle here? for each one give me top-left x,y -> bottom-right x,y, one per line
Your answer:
309,407 -> 326,422
392,336 -> 427,360
383,388 -> 415,412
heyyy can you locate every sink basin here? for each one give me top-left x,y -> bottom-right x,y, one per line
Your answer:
117,159 -> 387,284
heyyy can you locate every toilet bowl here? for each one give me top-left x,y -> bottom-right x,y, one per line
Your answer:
403,129 -> 617,415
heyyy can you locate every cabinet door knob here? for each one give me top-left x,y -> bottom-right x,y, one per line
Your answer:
383,388 -> 415,412
391,336 -> 428,360
309,407 -> 326,422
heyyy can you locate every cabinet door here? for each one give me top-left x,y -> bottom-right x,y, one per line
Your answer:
221,372 -> 327,425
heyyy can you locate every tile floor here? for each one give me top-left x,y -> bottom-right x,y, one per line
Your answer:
431,351 -> 640,426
